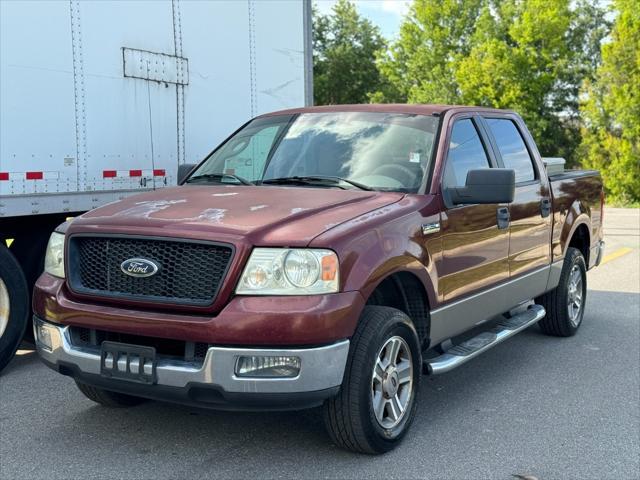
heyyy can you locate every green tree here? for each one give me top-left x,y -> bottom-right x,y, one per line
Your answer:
456,0 -> 610,163
580,0 -> 640,203
313,0 -> 386,105
372,0 -> 482,103
373,0 -> 607,165
456,0 -> 578,160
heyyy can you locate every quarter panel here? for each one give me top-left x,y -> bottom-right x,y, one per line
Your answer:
549,173 -> 603,260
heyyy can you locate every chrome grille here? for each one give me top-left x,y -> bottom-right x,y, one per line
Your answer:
68,236 -> 233,306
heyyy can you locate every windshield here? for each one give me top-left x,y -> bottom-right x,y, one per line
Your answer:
188,112 -> 440,192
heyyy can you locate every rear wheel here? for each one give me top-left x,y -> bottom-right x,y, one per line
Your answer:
75,381 -> 147,407
0,245 -> 29,373
536,247 -> 587,337
323,306 -> 421,454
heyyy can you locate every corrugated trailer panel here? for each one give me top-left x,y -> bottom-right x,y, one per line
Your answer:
179,0 -> 306,164
252,1 -> 306,114
178,0 -> 252,164
0,0 -> 309,218
76,0 -> 178,192
0,1 -> 78,196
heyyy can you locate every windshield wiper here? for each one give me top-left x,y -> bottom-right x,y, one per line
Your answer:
261,175 -> 373,191
186,173 -> 254,186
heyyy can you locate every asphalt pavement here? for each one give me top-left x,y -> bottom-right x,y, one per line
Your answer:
1,208 -> 638,480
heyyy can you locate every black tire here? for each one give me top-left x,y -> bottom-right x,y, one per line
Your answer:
9,232 -> 49,292
0,245 -> 29,373
536,247 -> 587,337
75,381 -> 147,407
323,306 -> 421,454
9,232 -> 51,342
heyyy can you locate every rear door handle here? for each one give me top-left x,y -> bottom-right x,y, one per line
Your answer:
497,207 -> 510,230
541,198 -> 551,218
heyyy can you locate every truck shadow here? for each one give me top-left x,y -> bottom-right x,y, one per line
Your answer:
1,343 -> 37,376
44,288 -> 637,475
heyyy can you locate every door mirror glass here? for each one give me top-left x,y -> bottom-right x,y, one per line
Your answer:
178,163 -> 197,184
450,168 -> 515,205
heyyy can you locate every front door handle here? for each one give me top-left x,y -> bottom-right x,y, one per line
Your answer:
541,198 -> 551,218
497,207 -> 510,230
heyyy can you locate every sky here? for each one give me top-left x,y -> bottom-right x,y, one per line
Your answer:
314,1 -> 616,41
313,0 -> 410,39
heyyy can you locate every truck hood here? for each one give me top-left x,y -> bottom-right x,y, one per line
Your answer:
72,185 -> 404,246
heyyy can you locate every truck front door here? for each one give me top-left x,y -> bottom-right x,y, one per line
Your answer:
437,116 -> 510,328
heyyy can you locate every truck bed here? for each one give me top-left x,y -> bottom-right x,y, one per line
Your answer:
548,169 -> 604,266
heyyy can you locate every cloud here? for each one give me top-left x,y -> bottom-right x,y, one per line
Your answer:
378,0 -> 410,16
314,0 -> 338,15
312,0 -> 407,38
314,0 -> 409,18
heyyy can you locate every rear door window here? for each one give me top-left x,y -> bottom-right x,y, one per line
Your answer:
443,119 -> 491,188
485,119 -> 535,183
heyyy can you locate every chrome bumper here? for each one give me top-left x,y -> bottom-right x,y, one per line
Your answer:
34,317 -> 349,394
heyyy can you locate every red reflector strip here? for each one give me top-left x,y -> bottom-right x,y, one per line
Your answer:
153,169 -> 165,176
0,172 -> 8,181
26,171 -> 43,180
129,169 -> 142,177
103,170 -> 117,178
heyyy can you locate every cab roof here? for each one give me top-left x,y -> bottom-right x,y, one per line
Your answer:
259,104 -> 514,118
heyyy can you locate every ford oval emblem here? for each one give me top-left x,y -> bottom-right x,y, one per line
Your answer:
120,258 -> 160,278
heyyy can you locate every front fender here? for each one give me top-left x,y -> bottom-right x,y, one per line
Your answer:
335,217 -> 439,308
310,194 -> 442,314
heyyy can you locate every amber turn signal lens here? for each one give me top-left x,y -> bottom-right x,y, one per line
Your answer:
321,254 -> 338,281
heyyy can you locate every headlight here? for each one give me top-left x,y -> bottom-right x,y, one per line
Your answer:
44,232 -> 65,278
236,248 -> 338,295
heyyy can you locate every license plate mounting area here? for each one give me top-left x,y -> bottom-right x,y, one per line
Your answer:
100,341 -> 156,384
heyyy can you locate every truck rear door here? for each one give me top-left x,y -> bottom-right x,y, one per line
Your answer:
481,115 -> 552,281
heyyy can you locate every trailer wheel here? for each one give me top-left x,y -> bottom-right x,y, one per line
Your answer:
0,245 -> 29,373
9,231 -> 51,342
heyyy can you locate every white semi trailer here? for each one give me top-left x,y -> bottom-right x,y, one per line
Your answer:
0,0 -> 313,370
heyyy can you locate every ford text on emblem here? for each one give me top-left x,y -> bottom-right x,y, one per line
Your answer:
120,258 -> 160,278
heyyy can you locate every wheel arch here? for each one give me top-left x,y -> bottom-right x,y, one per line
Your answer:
567,222 -> 591,265
360,266 -> 433,349
557,198 -> 592,264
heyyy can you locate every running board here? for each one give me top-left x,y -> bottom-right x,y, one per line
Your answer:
424,304 -> 546,375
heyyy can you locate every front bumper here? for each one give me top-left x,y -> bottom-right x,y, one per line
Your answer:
35,316 -> 349,411
33,273 -> 364,346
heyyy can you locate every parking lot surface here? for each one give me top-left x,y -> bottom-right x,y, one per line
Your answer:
1,208 -> 638,479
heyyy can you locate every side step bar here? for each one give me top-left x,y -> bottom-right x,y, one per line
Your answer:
424,304 -> 546,375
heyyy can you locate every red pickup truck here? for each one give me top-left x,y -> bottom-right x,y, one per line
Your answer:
33,105 -> 604,453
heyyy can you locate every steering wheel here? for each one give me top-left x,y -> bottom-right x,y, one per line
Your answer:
370,164 -> 418,187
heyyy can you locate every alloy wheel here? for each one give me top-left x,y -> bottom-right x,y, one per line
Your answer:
371,336 -> 413,429
567,264 -> 584,327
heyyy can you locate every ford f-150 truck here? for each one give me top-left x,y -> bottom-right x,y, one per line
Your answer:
33,105 -> 604,454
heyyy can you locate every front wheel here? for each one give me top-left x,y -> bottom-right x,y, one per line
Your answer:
323,306 -> 421,454
75,381 -> 147,407
536,247 -> 587,337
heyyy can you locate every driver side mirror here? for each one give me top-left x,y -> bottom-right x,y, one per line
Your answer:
449,168 -> 515,205
177,163 -> 197,184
